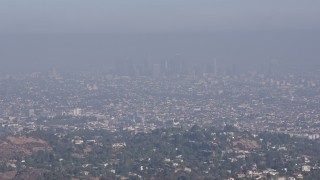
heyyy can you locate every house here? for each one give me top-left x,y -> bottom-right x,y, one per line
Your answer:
302,165 -> 311,172
73,136 -> 84,145
112,142 -> 126,149
184,167 -> 192,173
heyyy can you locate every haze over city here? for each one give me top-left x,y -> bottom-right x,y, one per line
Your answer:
1,1 -> 320,179
0,0 -> 319,73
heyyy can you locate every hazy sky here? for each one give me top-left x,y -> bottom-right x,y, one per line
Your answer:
0,1 -> 319,73
1,0 -> 320,33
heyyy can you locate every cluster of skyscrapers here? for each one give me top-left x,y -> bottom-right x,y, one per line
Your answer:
112,57 -> 220,77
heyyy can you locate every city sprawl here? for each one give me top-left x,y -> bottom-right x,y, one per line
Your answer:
0,70 -> 320,179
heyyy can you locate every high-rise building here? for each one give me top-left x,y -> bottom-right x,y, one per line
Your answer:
153,64 -> 161,78
214,59 -> 217,76
29,109 -> 36,117
73,108 -> 82,116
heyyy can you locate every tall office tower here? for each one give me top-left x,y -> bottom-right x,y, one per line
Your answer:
166,59 -> 174,76
170,53 -> 184,76
214,59 -> 217,76
205,59 -> 215,75
232,64 -> 237,76
268,60 -> 274,77
114,58 -> 124,76
153,63 -> 161,78
52,68 -> 57,77
124,58 -> 134,77
139,54 -> 151,76
165,60 -> 168,70
159,59 -> 167,76
50,68 -> 59,79
180,57 -> 187,75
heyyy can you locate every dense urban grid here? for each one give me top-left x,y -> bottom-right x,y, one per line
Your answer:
0,68 -> 320,179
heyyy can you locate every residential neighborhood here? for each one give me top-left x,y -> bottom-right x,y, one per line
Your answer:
0,70 -> 319,179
